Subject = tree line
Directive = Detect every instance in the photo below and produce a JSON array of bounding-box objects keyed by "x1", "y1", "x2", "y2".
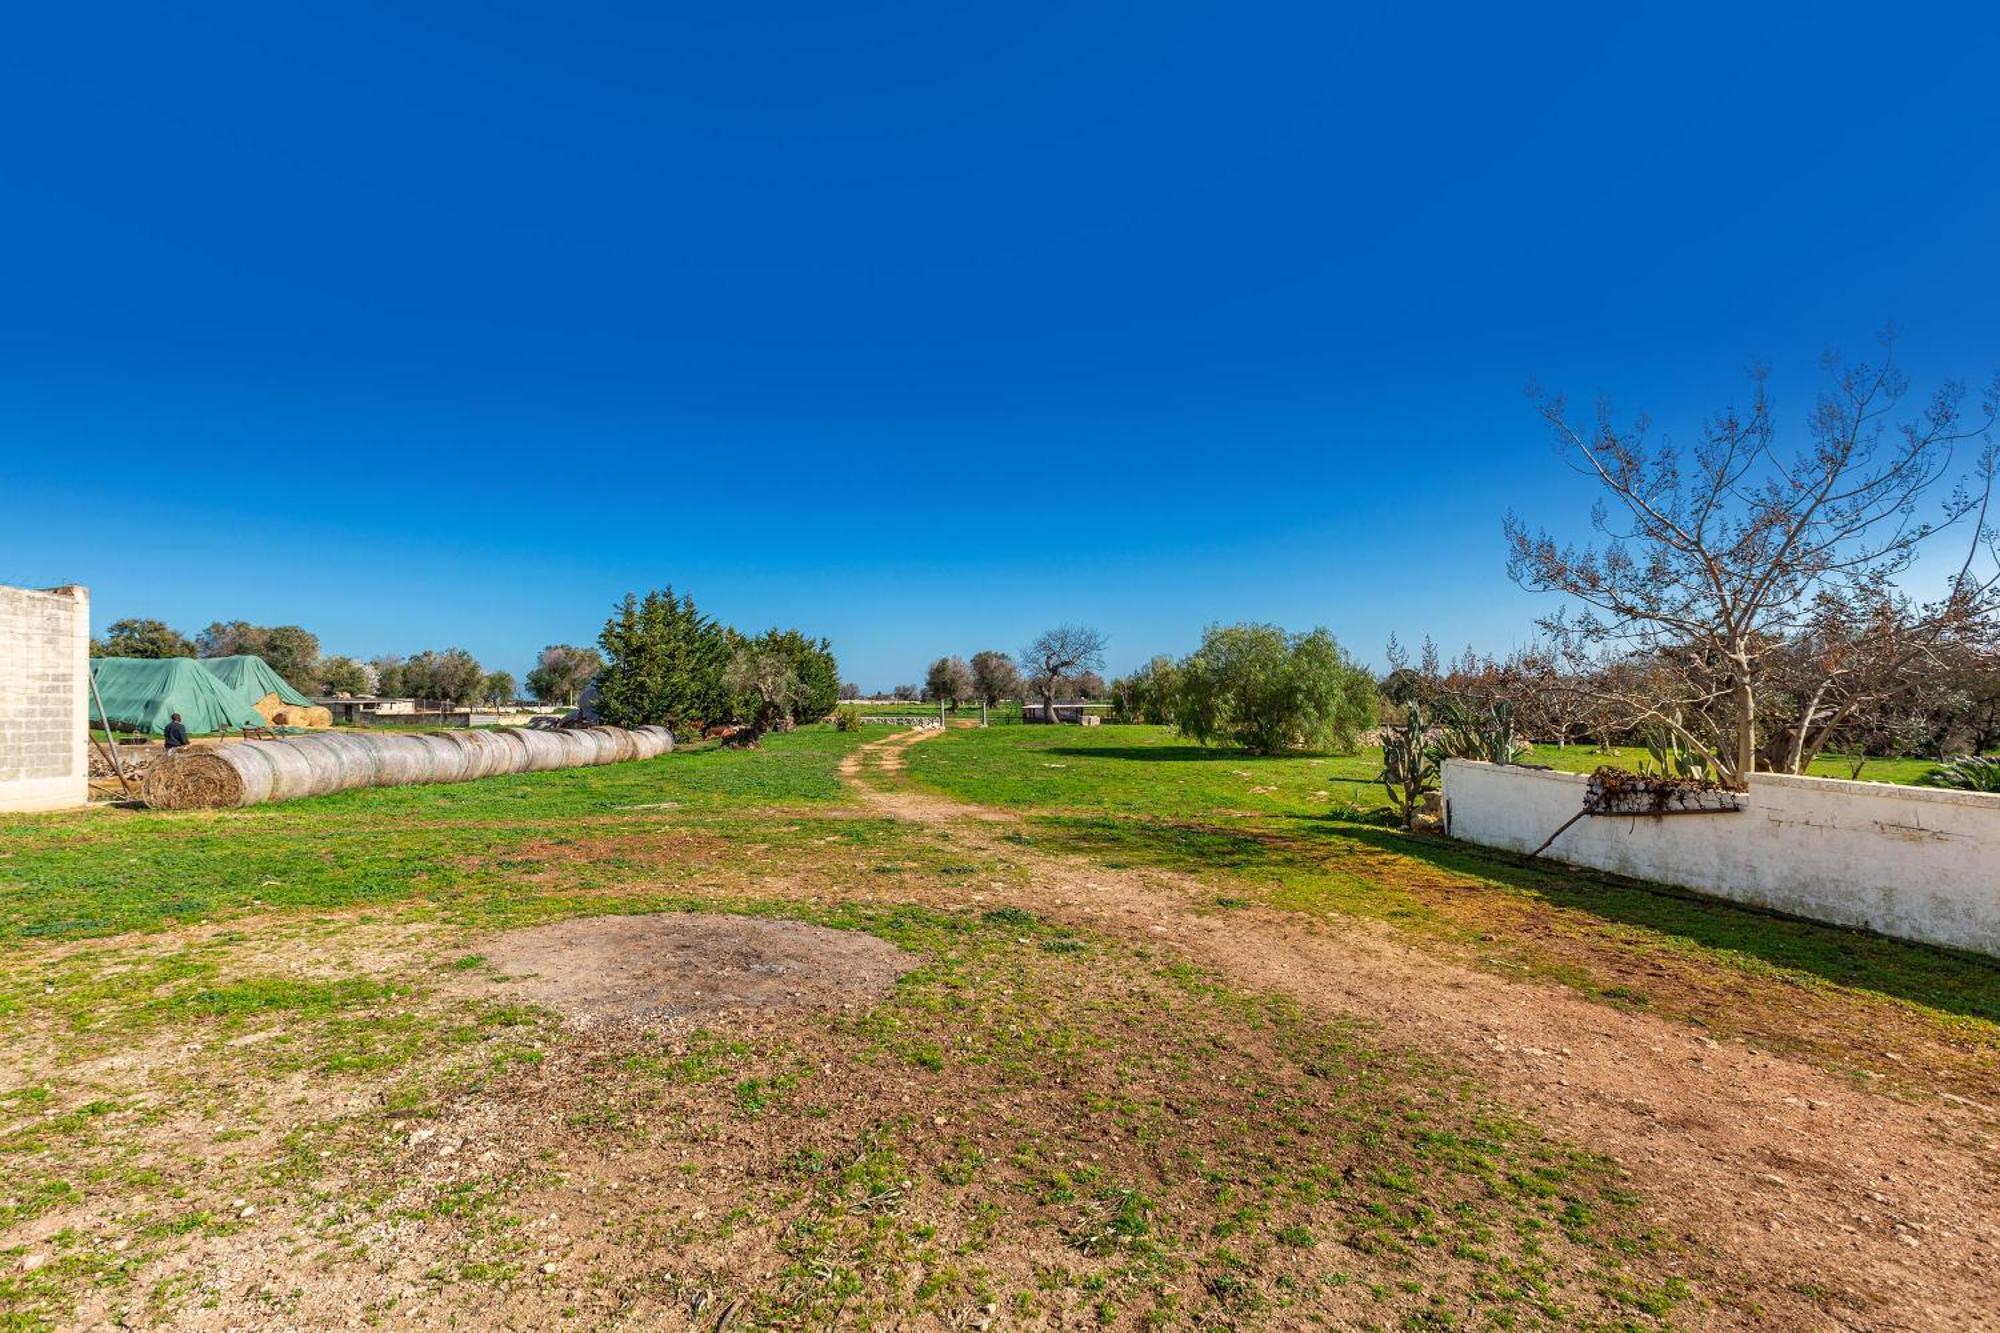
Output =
[{"x1": 89, "y1": 617, "x2": 604, "y2": 712}]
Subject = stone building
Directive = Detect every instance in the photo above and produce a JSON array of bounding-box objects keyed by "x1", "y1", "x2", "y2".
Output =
[{"x1": 0, "y1": 584, "x2": 89, "y2": 812}]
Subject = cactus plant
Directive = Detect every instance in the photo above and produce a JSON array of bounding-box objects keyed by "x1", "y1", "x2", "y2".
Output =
[{"x1": 1380, "y1": 701, "x2": 1443, "y2": 827}]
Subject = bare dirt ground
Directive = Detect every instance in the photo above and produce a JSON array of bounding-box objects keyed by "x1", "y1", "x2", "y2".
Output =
[
  {"x1": 462, "y1": 912, "x2": 920, "y2": 1024},
  {"x1": 840, "y1": 728, "x2": 2000, "y2": 1330}
]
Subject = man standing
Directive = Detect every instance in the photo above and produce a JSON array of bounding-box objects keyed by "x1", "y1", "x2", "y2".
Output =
[{"x1": 163, "y1": 712, "x2": 189, "y2": 751}]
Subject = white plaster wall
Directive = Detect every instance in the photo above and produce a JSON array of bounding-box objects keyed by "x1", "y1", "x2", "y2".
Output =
[
  {"x1": 1441, "y1": 759, "x2": 2000, "y2": 958},
  {"x1": 0, "y1": 584, "x2": 90, "y2": 813}
]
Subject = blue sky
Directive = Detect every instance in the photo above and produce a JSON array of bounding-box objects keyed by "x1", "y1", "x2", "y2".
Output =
[{"x1": 3, "y1": 3, "x2": 1997, "y2": 690}]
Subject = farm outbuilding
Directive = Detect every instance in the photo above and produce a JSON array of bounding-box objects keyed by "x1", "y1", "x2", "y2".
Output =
[{"x1": 1021, "y1": 702, "x2": 1103, "y2": 724}]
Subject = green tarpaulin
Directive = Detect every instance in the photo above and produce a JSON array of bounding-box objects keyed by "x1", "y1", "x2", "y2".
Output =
[
  {"x1": 88, "y1": 658, "x2": 269, "y2": 736},
  {"x1": 197, "y1": 655, "x2": 313, "y2": 707}
]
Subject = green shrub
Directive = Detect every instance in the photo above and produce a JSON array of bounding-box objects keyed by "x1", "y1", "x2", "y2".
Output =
[
  {"x1": 1173, "y1": 624, "x2": 1377, "y2": 754},
  {"x1": 833, "y1": 707, "x2": 864, "y2": 732},
  {"x1": 1917, "y1": 755, "x2": 2000, "y2": 792}
]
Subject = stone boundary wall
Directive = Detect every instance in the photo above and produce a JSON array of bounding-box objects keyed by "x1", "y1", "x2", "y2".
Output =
[
  {"x1": 1440, "y1": 759, "x2": 2000, "y2": 958},
  {"x1": 0, "y1": 584, "x2": 89, "y2": 813}
]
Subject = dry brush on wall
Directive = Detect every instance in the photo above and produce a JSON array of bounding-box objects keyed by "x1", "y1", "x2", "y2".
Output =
[{"x1": 142, "y1": 725, "x2": 673, "y2": 809}]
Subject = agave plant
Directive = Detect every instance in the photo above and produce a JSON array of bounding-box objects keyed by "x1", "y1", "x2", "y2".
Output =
[
  {"x1": 1433, "y1": 698, "x2": 1525, "y2": 765},
  {"x1": 1637, "y1": 729, "x2": 1716, "y2": 783},
  {"x1": 1916, "y1": 755, "x2": 2000, "y2": 793}
]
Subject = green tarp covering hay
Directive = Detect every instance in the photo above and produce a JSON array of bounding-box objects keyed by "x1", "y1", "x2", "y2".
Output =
[
  {"x1": 143, "y1": 724, "x2": 674, "y2": 808},
  {"x1": 196, "y1": 655, "x2": 314, "y2": 708},
  {"x1": 88, "y1": 658, "x2": 269, "y2": 736}
]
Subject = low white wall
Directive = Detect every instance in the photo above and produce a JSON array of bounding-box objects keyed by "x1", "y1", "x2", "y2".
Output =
[
  {"x1": 0, "y1": 584, "x2": 90, "y2": 813},
  {"x1": 1441, "y1": 759, "x2": 2000, "y2": 958}
]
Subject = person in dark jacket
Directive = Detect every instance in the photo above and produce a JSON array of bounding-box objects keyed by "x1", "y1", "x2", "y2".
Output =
[{"x1": 163, "y1": 713, "x2": 189, "y2": 750}]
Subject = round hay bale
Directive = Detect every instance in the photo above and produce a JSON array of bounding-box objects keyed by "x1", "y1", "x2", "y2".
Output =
[
  {"x1": 515, "y1": 728, "x2": 567, "y2": 772},
  {"x1": 256, "y1": 740, "x2": 320, "y2": 803},
  {"x1": 317, "y1": 733, "x2": 383, "y2": 790},
  {"x1": 589, "y1": 727, "x2": 639, "y2": 764},
  {"x1": 550, "y1": 730, "x2": 593, "y2": 768},
  {"x1": 630, "y1": 725, "x2": 674, "y2": 759},
  {"x1": 489, "y1": 729, "x2": 533, "y2": 775},
  {"x1": 285, "y1": 736, "x2": 349, "y2": 796},
  {"x1": 143, "y1": 747, "x2": 254, "y2": 809},
  {"x1": 409, "y1": 734, "x2": 468, "y2": 785},
  {"x1": 431, "y1": 730, "x2": 498, "y2": 781},
  {"x1": 371, "y1": 734, "x2": 432, "y2": 786}
]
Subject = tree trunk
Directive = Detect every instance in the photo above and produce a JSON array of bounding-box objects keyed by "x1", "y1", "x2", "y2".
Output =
[
  {"x1": 1732, "y1": 679, "x2": 1757, "y2": 784},
  {"x1": 1039, "y1": 682, "x2": 1056, "y2": 724}
]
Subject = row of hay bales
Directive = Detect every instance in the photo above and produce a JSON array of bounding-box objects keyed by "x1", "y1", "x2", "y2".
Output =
[{"x1": 141, "y1": 725, "x2": 673, "y2": 810}]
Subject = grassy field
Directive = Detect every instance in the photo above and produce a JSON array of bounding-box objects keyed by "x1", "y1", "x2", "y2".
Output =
[
  {"x1": 0, "y1": 729, "x2": 1706, "y2": 1330},
  {"x1": 1, "y1": 724, "x2": 1992, "y2": 1327},
  {"x1": 903, "y1": 725, "x2": 2000, "y2": 1099}
]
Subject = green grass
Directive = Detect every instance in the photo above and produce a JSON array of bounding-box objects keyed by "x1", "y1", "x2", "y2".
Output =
[
  {"x1": 0, "y1": 726, "x2": 1706, "y2": 1329},
  {"x1": 0, "y1": 729, "x2": 870, "y2": 941},
  {"x1": 901, "y1": 724, "x2": 1953, "y2": 821},
  {"x1": 907, "y1": 724, "x2": 2000, "y2": 1098}
]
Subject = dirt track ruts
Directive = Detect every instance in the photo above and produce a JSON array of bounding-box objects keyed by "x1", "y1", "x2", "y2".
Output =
[{"x1": 841, "y1": 727, "x2": 2000, "y2": 1331}]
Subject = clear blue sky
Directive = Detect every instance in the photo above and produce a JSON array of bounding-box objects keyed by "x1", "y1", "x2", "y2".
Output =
[{"x1": 4, "y1": 3, "x2": 1997, "y2": 690}]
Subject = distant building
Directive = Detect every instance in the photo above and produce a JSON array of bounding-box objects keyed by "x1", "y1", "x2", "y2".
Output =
[
  {"x1": 314, "y1": 695, "x2": 419, "y2": 725},
  {"x1": 1021, "y1": 701, "x2": 1104, "y2": 725}
]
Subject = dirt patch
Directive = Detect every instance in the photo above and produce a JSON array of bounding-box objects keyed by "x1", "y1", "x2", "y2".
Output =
[
  {"x1": 836, "y1": 730, "x2": 2000, "y2": 1328},
  {"x1": 466, "y1": 913, "x2": 920, "y2": 1024}
]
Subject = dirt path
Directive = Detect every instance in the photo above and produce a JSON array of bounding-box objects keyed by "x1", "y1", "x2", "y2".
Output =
[{"x1": 842, "y1": 728, "x2": 2000, "y2": 1330}]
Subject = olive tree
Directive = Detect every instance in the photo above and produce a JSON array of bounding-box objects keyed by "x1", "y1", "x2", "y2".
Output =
[
  {"x1": 526, "y1": 644, "x2": 603, "y2": 705},
  {"x1": 969, "y1": 650, "x2": 1021, "y2": 707},
  {"x1": 95, "y1": 618, "x2": 195, "y2": 659},
  {"x1": 924, "y1": 656, "x2": 975, "y2": 711},
  {"x1": 1021, "y1": 625, "x2": 1107, "y2": 719}
]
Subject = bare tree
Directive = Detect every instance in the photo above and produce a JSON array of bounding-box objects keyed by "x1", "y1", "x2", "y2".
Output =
[
  {"x1": 1508, "y1": 336, "x2": 1998, "y2": 782},
  {"x1": 1021, "y1": 625, "x2": 1107, "y2": 720}
]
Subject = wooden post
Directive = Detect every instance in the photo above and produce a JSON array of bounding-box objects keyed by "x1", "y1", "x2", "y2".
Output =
[{"x1": 87, "y1": 668, "x2": 134, "y2": 798}]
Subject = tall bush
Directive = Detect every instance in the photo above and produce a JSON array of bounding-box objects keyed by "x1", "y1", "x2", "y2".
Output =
[
  {"x1": 594, "y1": 588, "x2": 729, "y2": 732},
  {"x1": 1173, "y1": 624, "x2": 1376, "y2": 754}
]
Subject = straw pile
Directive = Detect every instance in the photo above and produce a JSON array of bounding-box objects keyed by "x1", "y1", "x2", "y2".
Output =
[
  {"x1": 249, "y1": 691, "x2": 333, "y2": 729},
  {"x1": 142, "y1": 724, "x2": 673, "y2": 809}
]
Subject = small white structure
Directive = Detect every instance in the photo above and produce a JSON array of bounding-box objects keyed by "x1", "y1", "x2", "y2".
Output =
[
  {"x1": 0, "y1": 584, "x2": 90, "y2": 813},
  {"x1": 1442, "y1": 760, "x2": 2000, "y2": 959}
]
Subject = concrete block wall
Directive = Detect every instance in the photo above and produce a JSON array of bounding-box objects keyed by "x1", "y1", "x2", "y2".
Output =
[
  {"x1": 1441, "y1": 759, "x2": 2000, "y2": 958},
  {"x1": 0, "y1": 584, "x2": 90, "y2": 813}
]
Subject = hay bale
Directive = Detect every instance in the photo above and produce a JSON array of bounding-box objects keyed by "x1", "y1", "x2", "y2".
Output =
[
  {"x1": 319, "y1": 733, "x2": 385, "y2": 790},
  {"x1": 370, "y1": 734, "x2": 432, "y2": 787},
  {"x1": 488, "y1": 729, "x2": 532, "y2": 776},
  {"x1": 408, "y1": 734, "x2": 469, "y2": 785},
  {"x1": 271, "y1": 705, "x2": 333, "y2": 729},
  {"x1": 630, "y1": 725, "x2": 675, "y2": 759},
  {"x1": 285, "y1": 735, "x2": 349, "y2": 796},
  {"x1": 433, "y1": 730, "x2": 511, "y2": 782},
  {"x1": 550, "y1": 730, "x2": 593, "y2": 768},
  {"x1": 142, "y1": 723, "x2": 671, "y2": 809},
  {"x1": 587, "y1": 727, "x2": 640, "y2": 764},
  {"x1": 142, "y1": 748, "x2": 253, "y2": 808},
  {"x1": 514, "y1": 728, "x2": 569, "y2": 773}
]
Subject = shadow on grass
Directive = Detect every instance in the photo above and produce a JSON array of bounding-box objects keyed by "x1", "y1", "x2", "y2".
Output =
[
  {"x1": 1042, "y1": 745, "x2": 1349, "y2": 764},
  {"x1": 1033, "y1": 811, "x2": 2000, "y2": 1027}
]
